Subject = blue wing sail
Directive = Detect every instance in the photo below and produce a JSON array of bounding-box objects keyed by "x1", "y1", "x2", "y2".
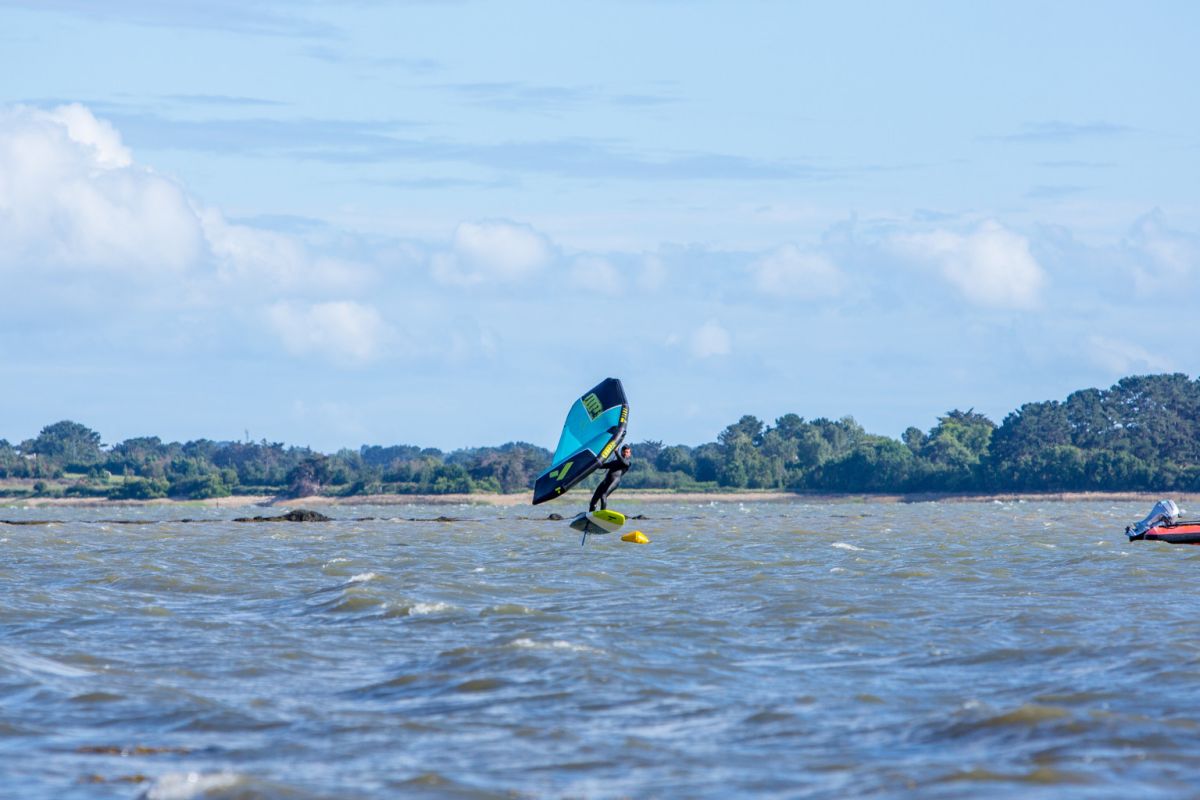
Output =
[{"x1": 532, "y1": 378, "x2": 629, "y2": 505}]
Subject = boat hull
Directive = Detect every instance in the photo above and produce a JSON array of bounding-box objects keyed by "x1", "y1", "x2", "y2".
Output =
[{"x1": 1134, "y1": 523, "x2": 1200, "y2": 545}]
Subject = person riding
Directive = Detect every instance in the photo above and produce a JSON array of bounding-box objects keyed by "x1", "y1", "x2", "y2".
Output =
[{"x1": 590, "y1": 444, "x2": 632, "y2": 512}]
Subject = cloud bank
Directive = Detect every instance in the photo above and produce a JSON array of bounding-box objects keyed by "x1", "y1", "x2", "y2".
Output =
[
  {"x1": 0, "y1": 103, "x2": 382, "y2": 364},
  {"x1": 431, "y1": 220, "x2": 552, "y2": 287}
]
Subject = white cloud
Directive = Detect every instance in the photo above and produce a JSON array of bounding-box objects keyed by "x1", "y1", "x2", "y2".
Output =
[
  {"x1": 431, "y1": 220, "x2": 552, "y2": 286},
  {"x1": 1123, "y1": 210, "x2": 1200, "y2": 294},
  {"x1": 0, "y1": 102, "x2": 374, "y2": 299},
  {"x1": 1085, "y1": 335, "x2": 1174, "y2": 374},
  {"x1": 570, "y1": 256, "x2": 621, "y2": 295},
  {"x1": 691, "y1": 320, "x2": 731, "y2": 358},
  {"x1": 265, "y1": 301, "x2": 392, "y2": 365},
  {"x1": 201, "y1": 208, "x2": 367, "y2": 292},
  {"x1": 46, "y1": 103, "x2": 132, "y2": 168},
  {"x1": 0, "y1": 103, "x2": 202, "y2": 275},
  {"x1": 893, "y1": 221, "x2": 1046, "y2": 309},
  {"x1": 750, "y1": 244, "x2": 843, "y2": 298},
  {"x1": 0, "y1": 101, "x2": 382, "y2": 365}
]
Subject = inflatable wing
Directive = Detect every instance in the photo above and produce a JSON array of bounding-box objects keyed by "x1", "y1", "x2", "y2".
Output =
[{"x1": 532, "y1": 377, "x2": 628, "y2": 505}]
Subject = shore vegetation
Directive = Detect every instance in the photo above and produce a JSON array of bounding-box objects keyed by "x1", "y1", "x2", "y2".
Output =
[{"x1": 3, "y1": 374, "x2": 1199, "y2": 501}]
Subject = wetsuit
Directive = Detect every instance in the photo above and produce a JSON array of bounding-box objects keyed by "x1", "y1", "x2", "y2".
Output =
[{"x1": 590, "y1": 451, "x2": 631, "y2": 511}]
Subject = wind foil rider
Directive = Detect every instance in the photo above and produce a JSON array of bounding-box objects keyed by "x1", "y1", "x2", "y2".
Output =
[{"x1": 589, "y1": 444, "x2": 632, "y2": 512}]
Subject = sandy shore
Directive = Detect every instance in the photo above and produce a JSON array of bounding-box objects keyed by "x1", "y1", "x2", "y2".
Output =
[{"x1": 6, "y1": 490, "x2": 1198, "y2": 509}]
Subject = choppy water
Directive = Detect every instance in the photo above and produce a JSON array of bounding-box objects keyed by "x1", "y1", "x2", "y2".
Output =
[{"x1": 1, "y1": 499, "x2": 1198, "y2": 799}]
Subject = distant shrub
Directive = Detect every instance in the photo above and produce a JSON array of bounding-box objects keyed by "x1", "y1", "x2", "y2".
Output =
[{"x1": 108, "y1": 478, "x2": 169, "y2": 500}]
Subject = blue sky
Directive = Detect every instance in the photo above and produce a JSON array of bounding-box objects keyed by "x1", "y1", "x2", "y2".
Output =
[{"x1": 1, "y1": 0, "x2": 1198, "y2": 452}]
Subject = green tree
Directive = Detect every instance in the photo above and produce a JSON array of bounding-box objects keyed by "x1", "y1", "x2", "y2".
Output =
[
  {"x1": 631, "y1": 440, "x2": 663, "y2": 463},
  {"x1": 428, "y1": 463, "x2": 473, "y2": 493},
  {"x1": 717, "y1": 416, "x2": 774, "y2": 487},
  {"x1": 287, "y1": 455, "x2": 332, "y2": 497},
  {"x1": 902, "y1": 426, "x2": 927, "y2": 455},
  {"x1": 1084, "y1": 449, "x2": 1153, "y2": 490},
  {"x1": 916, "y1": 409, "x2": 995, "y2": 491},
  {"x1": 27, "y1": 420, "x2": 104, "y2": 466},
  {"x1": 169, "y1": 472, "x2": 233, "y2": 499},
  {"x1": 655, "y1": 445, "x2": 695, "y2": 475},
  {"x1": 983, "y1": 401, "x2": 1070, "y2": 488},
  {"x1": 814, "y1": 437, "x2": 915, "y2": 492}
]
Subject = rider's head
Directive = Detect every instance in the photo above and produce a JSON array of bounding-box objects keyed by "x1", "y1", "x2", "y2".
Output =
[{"x1": 621, "y1": 445, "x2": 632, "y2": 457}]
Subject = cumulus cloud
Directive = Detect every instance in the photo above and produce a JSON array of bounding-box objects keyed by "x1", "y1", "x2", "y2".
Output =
[
  {"x1": 0, "y1": 103, "x2": 202, "y2": 275},
  {"x1": 265, "y1": 301, "x2": 392, "y2": 365},
  {"x1": 750, "y1": 244, "x2": 843, "y2": 298},
  {"x1": 431, "y1": 220, "x2": 552, "y2": 286},
  {"x1": 691, "y1": 320, "x2": 731, "y2": 358},
  {"x1": 893, "y1": 221, "x2": 1046, "y2": 309},
  {"x1": 0, "y1": 102, "x2": 377, "y2": 360},
  {"x1": 42, "y1": 102, "x2": 132, "y2": 167}
]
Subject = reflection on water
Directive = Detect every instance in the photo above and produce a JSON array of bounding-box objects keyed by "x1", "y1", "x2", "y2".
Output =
[{"x1": 1, "y1": 500, "x2": 1197, "y2": 798}]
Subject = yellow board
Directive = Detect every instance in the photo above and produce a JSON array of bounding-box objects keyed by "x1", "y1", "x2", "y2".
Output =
[{"x1": 569, "y1": 509, "x2": 625, "y2": 534}]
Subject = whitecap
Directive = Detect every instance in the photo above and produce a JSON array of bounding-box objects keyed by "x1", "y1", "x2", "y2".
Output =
[
  {"x1": 349, "y1": 572, "x2": 379, "y2": 584},
  {"x1": 408, "y1": 602, "x2": 453, "y2": 615},
  {"x1": 0, "y1": 646, "x2": 91, "y2": 678},
  {"x1": 140, "y1": 771, "x2": 242, "y2": 800},
  {"x1": 831, "y1": 542, "x2": 864, "y2": 551}
]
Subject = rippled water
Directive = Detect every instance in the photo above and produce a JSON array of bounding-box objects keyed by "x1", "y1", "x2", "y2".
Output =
[{"x1": 2, "y1": 499, "x2": 1198, "y2": 799}]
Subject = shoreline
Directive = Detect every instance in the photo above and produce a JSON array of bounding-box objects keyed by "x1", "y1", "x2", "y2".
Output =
[{"x1": 4, "y1": 490, "x2": 1196, "y2": 509}]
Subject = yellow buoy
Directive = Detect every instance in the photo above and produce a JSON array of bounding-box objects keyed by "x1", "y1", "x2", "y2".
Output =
[{"x1": 621, "y1": 530, "x2": 649, "y2": 544}]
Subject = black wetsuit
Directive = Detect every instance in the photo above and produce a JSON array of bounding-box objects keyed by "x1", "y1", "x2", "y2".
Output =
[{"x1": 589, "y1": 452, "x2": 631, "y2": 511}]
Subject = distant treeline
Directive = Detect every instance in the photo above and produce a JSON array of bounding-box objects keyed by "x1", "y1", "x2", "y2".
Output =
[{"x1": 3, "y1": 373, "x2": 1200, "y2": 500}]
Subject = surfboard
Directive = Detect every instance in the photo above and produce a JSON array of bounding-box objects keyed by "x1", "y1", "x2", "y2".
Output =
[{"x1": 569, "y1": 509, "x2": 625, "y2": 534}]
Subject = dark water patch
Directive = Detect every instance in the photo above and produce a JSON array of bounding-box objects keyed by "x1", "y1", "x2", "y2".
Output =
[
  {"x1": 70, "y1": 691, "x2": 126, "y2": 704},
  {"x1": 299, "y1": 580, "x2": 389, "y2": 619},
  {"x1": 77, "y1": 744, "x2": 192, "y2": 755},
  {"x1": 387, "y1": 771, "x2": 514, "y2": 799},
  {"x1": 452, "y1": 678, "x2": 509, "y2": 693},
  {"x1": 933, "y1": 765, "x2": 1096, "y2": 786},
  {"x1": 305, "y1": 593, "x2": 387, "y2": 617}
]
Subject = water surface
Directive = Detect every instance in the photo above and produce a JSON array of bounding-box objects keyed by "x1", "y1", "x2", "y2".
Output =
[{"x1": 1, "y1": 499, "x2": 1196, "y2": 798}]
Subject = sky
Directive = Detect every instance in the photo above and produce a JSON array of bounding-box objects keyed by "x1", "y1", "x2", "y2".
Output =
[{"x1": 1, "y1": 0, "x2": 1198, "y2": 453}]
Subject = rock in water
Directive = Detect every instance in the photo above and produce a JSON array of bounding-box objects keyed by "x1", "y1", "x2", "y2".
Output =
[{"x1": 234, "y1": 509, "x2": 333, "y2": 523}]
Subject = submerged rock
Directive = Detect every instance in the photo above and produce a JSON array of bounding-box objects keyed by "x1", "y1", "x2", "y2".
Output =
[{"x1": 233, "y1": 509, "x2": 333, "y2": 523}]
